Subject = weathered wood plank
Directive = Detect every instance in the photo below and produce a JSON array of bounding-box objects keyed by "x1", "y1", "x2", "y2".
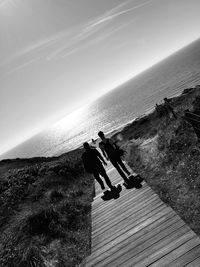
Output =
[
  {"x1": 169, "y1": 244, "x2": 200, "y2": 267},
  {"x1": 185, "y1": 256, "x2": 200, "y2": 266},
  {"x1": 94, "y1": 224, "x2": 189, "y2": 267},
  {"x1": 121, "y1": 228, "x2": 194, "y2": 267},
  {"x1": 149, "y1": 237, "x2": 200, "y2": 266},
  {"x1": 92, "y1": 205, "x2": 171, "y2": 251},
  {"x1": 92, "y1": 193, "x2": 159, "y2": 229},
  {"x1": 87, "y1": 212, "x2": 180, "y2": 266},
  {"x1": 92, "y1": 199, "x2": 162, "y2": 236}
]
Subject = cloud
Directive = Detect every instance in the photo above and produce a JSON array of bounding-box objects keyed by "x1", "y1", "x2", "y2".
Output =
[
  {"x1": 60, "y1": 18, "x2": 138, "y2": 58},
  {"x1": 1, "y1": 0, "x2": 153, "y2": 74},
  {"x1": 47, "y1": 0, "x2": 153, "y2": 60},
  {"x1": 6, "y1": 57, "x2": 40, "y2": 75}
]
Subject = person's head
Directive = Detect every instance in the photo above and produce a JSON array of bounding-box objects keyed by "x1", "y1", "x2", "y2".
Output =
[
  {"x1": 83, "y1": 142, "x2": 90, "y2": 150},
  {"x1": 98, "y1": 131, "x2": 105, "y2": 140},
  {"x1": 164, "y1": 97, "x2": 168, "y2": 102}
]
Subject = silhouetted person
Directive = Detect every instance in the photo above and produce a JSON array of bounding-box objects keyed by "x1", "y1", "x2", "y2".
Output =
[
  {"x1": 98, "y1": 131, "x2": 131, "y2": 184},
  {"x1": 82, "y1": 142, "x2": 115, "y2": 191},
  {"x1": 164, "y1": 97, "x2": 177, "y2": 118},
  {"x1": 155, "y1": 103, "x2": 160, "y2": 111}
]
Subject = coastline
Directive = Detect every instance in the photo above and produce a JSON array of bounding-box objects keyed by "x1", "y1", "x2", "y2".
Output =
[{"x1": 1, "y1": 85, "x2": 199, "y2": 171}]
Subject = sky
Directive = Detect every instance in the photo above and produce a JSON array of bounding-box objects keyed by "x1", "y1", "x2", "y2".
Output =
[{"x1": 1, "y1": 0, "x2": 200, "y2": 156}]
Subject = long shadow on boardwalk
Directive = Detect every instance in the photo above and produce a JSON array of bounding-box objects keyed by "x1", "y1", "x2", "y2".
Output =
[{"x1": 85, "y1": 163, "x2": 200, "y2": 267}]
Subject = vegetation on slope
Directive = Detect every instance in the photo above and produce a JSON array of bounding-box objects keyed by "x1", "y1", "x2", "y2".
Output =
[
  {"x1": 0, "y1": 149, "x2": 94, "y2": 267},
  {"x1": 116, "y1": 85, "x2": 200, "y2": 236}
]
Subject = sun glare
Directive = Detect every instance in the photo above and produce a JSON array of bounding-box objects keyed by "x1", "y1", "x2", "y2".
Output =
[{"x1": 53, "y1": 105, "x2": 88, "y2": 132}]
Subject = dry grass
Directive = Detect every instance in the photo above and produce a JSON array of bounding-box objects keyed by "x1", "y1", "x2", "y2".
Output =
[
  {"x1": 0, "y1": 149, "x2": 94, "y2": 267},
  {"x1": 120, "y1": 86, "x2": 200, "y2": 236}
]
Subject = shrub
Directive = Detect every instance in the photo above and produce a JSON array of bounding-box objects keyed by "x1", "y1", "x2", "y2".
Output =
[{"x1": 25, "y1": 207, "x2": 60, "y2": 236}]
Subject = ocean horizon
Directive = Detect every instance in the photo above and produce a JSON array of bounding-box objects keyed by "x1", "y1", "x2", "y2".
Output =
[{"x1": 1, "y1": 38, "x2": 200, "y2": 160}]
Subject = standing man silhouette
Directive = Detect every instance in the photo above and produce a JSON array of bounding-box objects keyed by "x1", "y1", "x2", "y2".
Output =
[
  {"x1": 82, "y1": 142, "x2": 115, "y2": 192},
  {"x1": 98, "y1": 131, "x2": 131, "y2": 185}
]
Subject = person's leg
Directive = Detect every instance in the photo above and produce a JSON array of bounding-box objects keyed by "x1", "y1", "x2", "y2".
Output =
[
  {"x1": 117, "y1": 158, "x2": 131, "y2": 175},
  {"x1": 99, "y1": 167, "x2": 114, "y2": 189},
  {"x1": 110, "y1": 159, "x2": 129, "y2": 183},
  {"x1": 93, "y1": 171, "x2": 105, "y2": 190}
]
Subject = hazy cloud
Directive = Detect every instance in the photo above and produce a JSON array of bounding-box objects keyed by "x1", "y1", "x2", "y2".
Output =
[{"x1": 1, "y1": 0, "x2": 153, "y2": 74}]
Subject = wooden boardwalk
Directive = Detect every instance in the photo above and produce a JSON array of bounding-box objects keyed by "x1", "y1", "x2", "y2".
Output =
[{"x1": 85, "y1": 163, "x2": 200, "y2": 267}]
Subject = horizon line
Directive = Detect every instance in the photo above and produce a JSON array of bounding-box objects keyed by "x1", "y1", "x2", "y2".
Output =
[{"x1": 1, "y1": 36, "x2": 200, "y2": 159}]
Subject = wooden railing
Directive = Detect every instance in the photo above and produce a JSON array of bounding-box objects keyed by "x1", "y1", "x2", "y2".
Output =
[{"x1": 183, "y1": 110, "x2": 200, "y2": 139}]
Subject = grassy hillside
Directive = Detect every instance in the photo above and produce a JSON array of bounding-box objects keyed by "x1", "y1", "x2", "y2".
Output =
[
  {"x1": 0, "y1": 149, "x2": 94, "y2": 267},
  {"x1": 114, "y1": 85, "x2": 200, "y2": 236}
]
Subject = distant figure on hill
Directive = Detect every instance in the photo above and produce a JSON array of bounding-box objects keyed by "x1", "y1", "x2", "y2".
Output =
[
  {"x1": 98, "y1": 131, "x2": 131, "y2": 185},
  {"x1": 164, "y1": 97, "x2": 177, "y2": 119},
  {"x1": 155, "y1": 103, "x2": 159, "y2": 110},
  {"x1": 82, "y1": 142, "x2": 115, "y2": 191}
]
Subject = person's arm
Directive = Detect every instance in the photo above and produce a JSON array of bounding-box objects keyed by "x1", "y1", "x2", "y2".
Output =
[
  {"x1": 96, "y1": 149, "x2": 107, "y2": 165},
  {"x1": 81, "y1": 155, "x2": 87, "y2": 170},
  {"x1": 99, "y1": 143, "x2": 109, "y2": 161}
]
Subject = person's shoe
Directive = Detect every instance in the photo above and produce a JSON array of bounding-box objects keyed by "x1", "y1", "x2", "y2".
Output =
[
  {"x1": 103, "y1": 190, "x2": 110, "y2": 196},
  {"x1": 128, "y1": 174, "x2": 144, "y2": 183},
  {"x1": 110, "y1": 184, "x2": 122, "y2": 192},
  {"x1": 124, "y1": 182, "x2": 135, "y2": 189}
]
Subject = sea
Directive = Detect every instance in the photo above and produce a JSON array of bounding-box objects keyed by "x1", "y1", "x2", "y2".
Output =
[{"x1": 2, "y1": 38, "x2": 200, "y2": 160}]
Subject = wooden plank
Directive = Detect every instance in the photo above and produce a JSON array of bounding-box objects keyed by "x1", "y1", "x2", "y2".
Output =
[
  {"x1": 92, "y1": 205, "x2": 171, "y2": 251},
  {"x1": 92, "y1": 197, "x2": 162, "y2": 236},
  {"x1": 87, "y1": 212, "x2": 179, "y2": 266},
  {"x1": 93, "y1": 201, "x2": 167, "y2": 241},
  {"x1": 119, "y1": 228, "x2": 194, "y2": 267},
  {"x1": 91, "y1": 211, "x2": 175, "y2": 257},
  {"x1": 93, "y1": 187, "x2": 153, "y2": 219},
  {"x1": 185, "y1": 256, "x2": 200, "y2": 266},
  {"x1": 92, "y1": 193, "x2": 159, "y2": 228},
  {"x1": 89, "y1": 225, "x2": 191, "y2": 267},
  {"x1": 149, "y1": 237, "x2": 200, "y2": 266},
  {"x1": 169, "y1": 245, "x2": 200, "y2": 267},
  {"x1": 93, "y1": 197, "x2": 161, "y2": 234}
]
